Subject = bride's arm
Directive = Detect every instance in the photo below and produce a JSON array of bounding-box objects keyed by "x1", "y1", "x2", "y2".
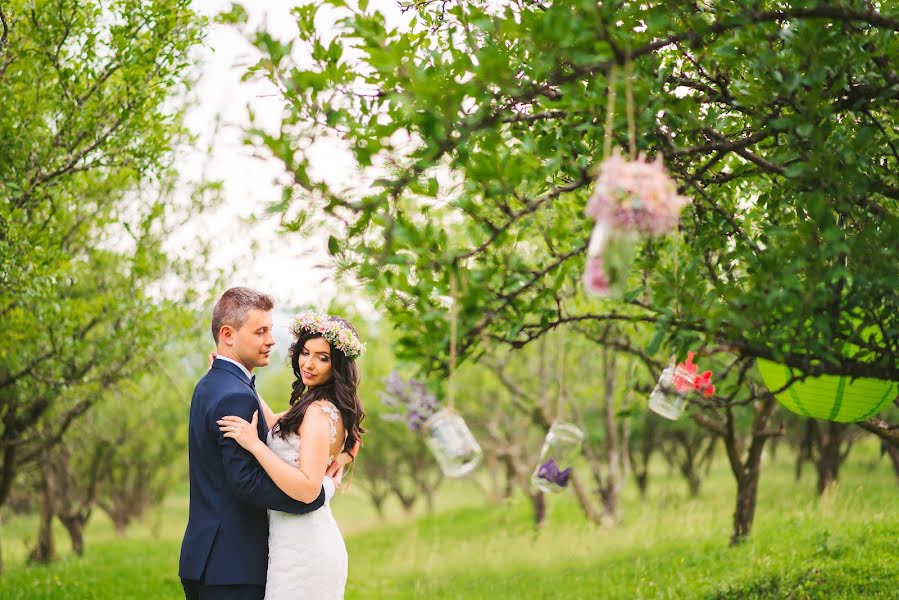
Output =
[{"x1": 218, "y1": 405, "x2": 331, "y2": 503}]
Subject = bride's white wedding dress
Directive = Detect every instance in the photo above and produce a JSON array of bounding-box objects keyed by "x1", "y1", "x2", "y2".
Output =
[{"x1": 265, "y1": 401, "x2": 347, "y2": 600}]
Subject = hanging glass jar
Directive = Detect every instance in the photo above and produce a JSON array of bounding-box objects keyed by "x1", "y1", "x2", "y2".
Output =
[
  {"x1": 583, "y1": 221, "x2": 641, "y2": 299},
  {"x1": 423, "y1": 408, "x2": 483, "y2": 478},
  {"x1": 531, "y1": 422, "x2": 584, "y2": 493},
  {"x1": 647, "y1": 360, "x2": 699, "y2": 420}
]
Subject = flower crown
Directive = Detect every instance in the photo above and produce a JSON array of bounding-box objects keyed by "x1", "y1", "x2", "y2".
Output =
[{"x1": 289, "y1": 311, "x2": 366, "y2": 359}]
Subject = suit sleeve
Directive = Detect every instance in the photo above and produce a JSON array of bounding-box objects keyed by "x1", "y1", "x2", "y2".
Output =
[{"x1": 211, "y1": 392, "x2": 326, "y2": 514}]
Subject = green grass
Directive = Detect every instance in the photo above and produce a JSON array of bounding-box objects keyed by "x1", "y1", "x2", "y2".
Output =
[{"x1": 2, "y1": 440, "x2": 898, "y2": 599}]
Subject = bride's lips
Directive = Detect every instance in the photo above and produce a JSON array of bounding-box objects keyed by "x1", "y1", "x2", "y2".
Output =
[{"x1": 302, "y1": 370, "x2": 315, "y2": 379}]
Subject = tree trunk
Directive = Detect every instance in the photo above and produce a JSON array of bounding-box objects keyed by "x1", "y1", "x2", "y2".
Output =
[
  {"x1": 0, "y1": 444, "x2": 16, "y2": 510},
  {"x1": 731, "y1": 471, "x2": 760, "y2": 546},
  {"x1": 673, "y1": 434, "x2": 701, "y2": 498},
  {"x1": 501, "y1": 456, "x2": 517, "y2": 499},
  {"x1": 393, "y1": 489, "x2": 416, "y2": 513},
  {"x1": 628, "y1": 414, "x2": 656, "y2": 498},
  {"x1": 727, "y1": 396, "x2": 776, "y2": 545},
  {"x1": 686, "y1": 469, "x2": 702, "y2": 498},
  {"x1": 484, "y1": 448, "x2": 501, "y2": 503},
  {"x1": 98, "y1": 500, "x2": 133, "y2": 536},
  {"x1": 599, "y1": 349, "x2": 622, "y2": 522},
  {"x1": 114, "y1": 517, "x2": 129, "y2": 536},
  {"x1": 569, "y1": 472, "x2": 602, "y2": 524},
  {"x1": 882, "y1": 442, "x2": 899, "y2": 483},
  {"x1": 29, "y1": 474, "x2": 56, "y2": 564},
  {"x1": 693, "y1": 392, "x2": 780, "y2": 546},
  {"x1": 632, "y1": 466, "x2": 648, "y2": 497},
  {"x1": 530, "y1": 491, "x2": 546, "y2": 526},
  {"x1": 58, "y1": 514, "x2": 86, "y2": 556},
  {"x1": 795, "y1": 419, "x2": 814, "y2": 482},
  {"x1": 813, "y1": 421, "x2": 850, "y2": 495},
  {"x1": 368, "y1": 493, "x2": 387, "y2": 518},
  {"x1": 0, "y1": 441, "x2": 18, "y2": 570}
]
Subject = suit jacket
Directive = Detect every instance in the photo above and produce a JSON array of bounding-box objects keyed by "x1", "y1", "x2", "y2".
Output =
[{"x1": 179, "y1": 358, "x2": 325, "y2": 585}]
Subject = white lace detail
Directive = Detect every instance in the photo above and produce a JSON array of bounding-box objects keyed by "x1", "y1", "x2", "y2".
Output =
[
  {"x1": 265, "y1": 430, "x2": 347, "y2": 599},
  {"x1": 316, "y1": 400, "x2": 341, "y2": 466},
  {"x1": 316, "y1": 400, "x2": 340, "y2": 443}
]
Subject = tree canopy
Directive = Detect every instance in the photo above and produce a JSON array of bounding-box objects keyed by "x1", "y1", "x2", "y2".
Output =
[{"x1": 243, "y1": 0, "x2": 898, "y2": 385}]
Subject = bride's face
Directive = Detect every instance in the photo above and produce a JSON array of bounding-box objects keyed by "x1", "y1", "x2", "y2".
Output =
[{"x1": 298, "y1": 337, "x2": 333, "y2": 387}]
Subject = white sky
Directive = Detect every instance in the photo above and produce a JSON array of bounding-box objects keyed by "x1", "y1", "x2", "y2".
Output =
[{"x1": 179, "y1": 0, "x2": 405, "y2": 317}]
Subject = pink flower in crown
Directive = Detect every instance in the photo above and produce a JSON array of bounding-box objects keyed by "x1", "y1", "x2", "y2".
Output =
[
  {"x1": 290, "y1": 310, "x2": 366, "y2": 359},
  {"x1": 585, "y1": 150, "x2": 688, "y2": 235}
]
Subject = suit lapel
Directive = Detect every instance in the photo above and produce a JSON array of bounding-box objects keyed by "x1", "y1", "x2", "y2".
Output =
[{"x1": 212, "y1": 359, "x2": 268, "y2": 438}]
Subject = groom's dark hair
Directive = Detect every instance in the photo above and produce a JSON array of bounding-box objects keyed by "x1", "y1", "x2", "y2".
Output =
[{"x1": 211, "y1": 287, "x2": 275, "y2": 344}]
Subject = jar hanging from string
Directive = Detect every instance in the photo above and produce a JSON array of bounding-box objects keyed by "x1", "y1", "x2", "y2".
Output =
[
  {"x1": 584, "y1": 58, "x2": 688, "y2": 298},
  {"x1": 423, "y1": 273, "x2": 483, "y2": 477},
  {"x1": 647, "y1": 352, "x2": 715, "y2": 420},
  {"x1": 531, "y1": 333, "x2": 584, "y2": 493}
]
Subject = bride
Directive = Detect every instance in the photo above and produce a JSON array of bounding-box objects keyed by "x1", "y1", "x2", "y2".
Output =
[{"x1": 217, "y1": 311, "x2": 366, "y2": 600}]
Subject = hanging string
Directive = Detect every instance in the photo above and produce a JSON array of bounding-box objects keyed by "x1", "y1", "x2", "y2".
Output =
[
  {"x1": 673, "y1": 224, "x2": 681, "y2": 318},
  {"x1": 625, "y1": 56, "x2": 636, "y2": 160},
  {"x1": 447, "y1": 271, "x2": 458, "y2": 412},
  {"x1": 556, "y1": 329, "x2": 566, "y2": 420},
  {"x1": 602, "y1": 64, "x2": 618, "y2": 159}
]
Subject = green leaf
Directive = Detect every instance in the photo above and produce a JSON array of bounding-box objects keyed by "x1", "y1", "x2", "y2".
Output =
[
  {"x1": 784, "y1": 163, "x2": 806, "y2": 178},
  {"x1": 795, "y1": 124, "x2": 813, "y2": 139},
  {"x1": 328, "y1": 235, "x2": 341, "y2": 255}
]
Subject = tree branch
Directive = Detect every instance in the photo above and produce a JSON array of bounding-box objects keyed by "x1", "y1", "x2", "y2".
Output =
[
  {"x1": 857, "y1": 414, "x2": 899, "y2": 449},
  {"x1": 0, "y1": 3, "x2": 9, "y2": 54},
  {"x1": 453, "y1": 173, "x2": 590, "y2": 262}
]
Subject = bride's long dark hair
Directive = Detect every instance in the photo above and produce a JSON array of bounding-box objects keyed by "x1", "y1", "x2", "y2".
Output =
[{"x1": 274, "y1": 317, "x2": 365, "y2": 455}]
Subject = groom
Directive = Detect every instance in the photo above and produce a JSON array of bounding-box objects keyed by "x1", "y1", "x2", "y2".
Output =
[{"x1": 180, "y1": 287, "x2": 344, "y2": 600}]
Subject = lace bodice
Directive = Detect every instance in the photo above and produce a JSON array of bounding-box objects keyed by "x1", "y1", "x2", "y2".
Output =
[{"x1": 267, "y1": 400, "x2": 342, "y2": 467}]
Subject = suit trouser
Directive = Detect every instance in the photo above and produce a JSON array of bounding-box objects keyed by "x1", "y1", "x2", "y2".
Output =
[{"x1": 182, "y1": 578, "x2": 264, "y2": 600}]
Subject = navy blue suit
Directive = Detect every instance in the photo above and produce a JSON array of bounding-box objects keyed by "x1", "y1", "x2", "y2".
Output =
[{"x1": 179, "y1": 359, "x2": 325, "y2": 592}]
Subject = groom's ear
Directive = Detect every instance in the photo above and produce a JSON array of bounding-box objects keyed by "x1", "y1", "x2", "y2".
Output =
[{"x1": 219, "y1": 324, "x2": 235, "y2": 346}]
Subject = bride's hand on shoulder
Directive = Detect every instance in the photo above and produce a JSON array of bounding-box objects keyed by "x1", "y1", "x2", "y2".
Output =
[
  {"x1": 327, "y1": 453, "x2": 353, "y2": 478},
  {"x1": 218, "y1": 411, "x2": 264, "y2": 453},
  {"x1": 208, "y1": 352, "x2": 216, "y2": 371},
  {"x1": 326, "y1": 439, "x2": 360, "y2": 479}
]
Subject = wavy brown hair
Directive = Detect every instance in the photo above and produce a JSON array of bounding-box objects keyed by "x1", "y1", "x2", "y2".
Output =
[{"x1": 273, "y1": 317, "x2": 365, "y2": 455}]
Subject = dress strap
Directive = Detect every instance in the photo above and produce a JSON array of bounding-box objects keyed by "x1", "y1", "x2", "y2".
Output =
[{"x1": 315, "y1": 400, "x2": 340, "y2": 444}]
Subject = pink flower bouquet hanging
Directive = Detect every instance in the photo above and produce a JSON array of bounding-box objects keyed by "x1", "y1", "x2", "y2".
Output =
[{"x1": 584, "y1": 150, "x2": 688, "y2": 297}]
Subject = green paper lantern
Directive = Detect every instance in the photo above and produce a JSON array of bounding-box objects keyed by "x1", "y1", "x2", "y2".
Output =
[{"x1": 757, "y1": 359, "x2": 897, "y2": 422}]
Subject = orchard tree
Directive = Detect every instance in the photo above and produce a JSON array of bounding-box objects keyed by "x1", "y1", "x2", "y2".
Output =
[{"x1": 0, "y1": 0, "x2": 211, "y2": 571}]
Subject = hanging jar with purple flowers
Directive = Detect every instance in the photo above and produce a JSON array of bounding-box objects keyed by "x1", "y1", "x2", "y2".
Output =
[
  {"x1": 531, "y1": 421, "x2": 584, "y2": 493},
  {"x1": 378, "y1": 370, "x2": 482, "y2": 478}
]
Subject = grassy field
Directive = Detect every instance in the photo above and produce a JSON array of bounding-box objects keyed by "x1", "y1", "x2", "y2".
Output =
[{"x1": 2, "y1": 440, "x2": 898, "y2": 599}]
